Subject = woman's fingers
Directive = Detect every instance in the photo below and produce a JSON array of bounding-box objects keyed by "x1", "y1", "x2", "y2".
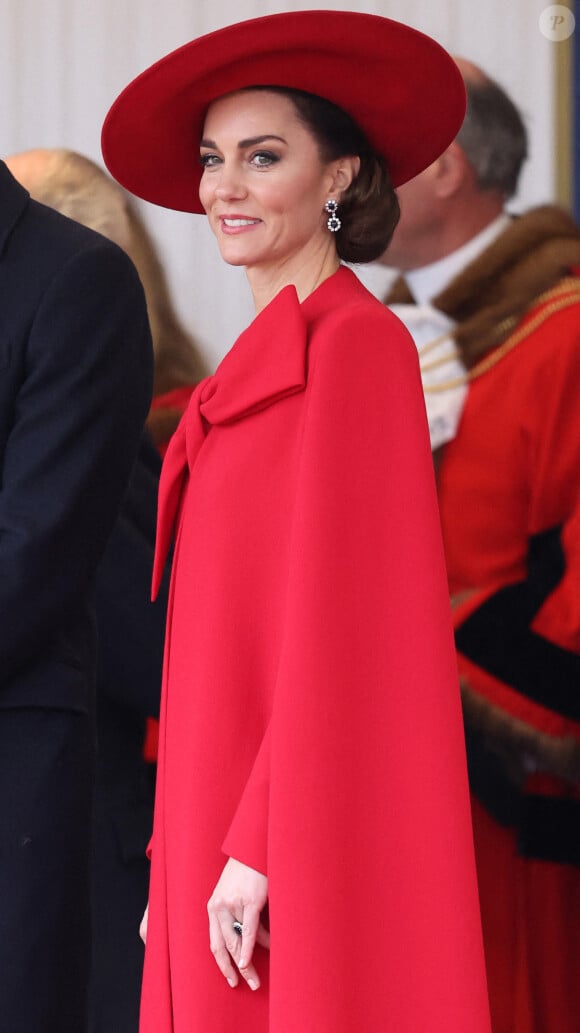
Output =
[
  {"x1": 217, "y1": 906, "x2": 261, "y2": 990},
  {"x1": 235, "y1": 904, "x2": 264, "y2": 989},
  {"x1": 208, "y1": 905, "x2": 261, "y2": 990},
  {"x1": 208, "y1": 909, "x2": 240, "y2": 988},
  {"x1": 207, "y1": 857, "x2": 269, "y2": 989},
  {"x1": 140, "y1": 904, "x2": 149, "y2": 944}
]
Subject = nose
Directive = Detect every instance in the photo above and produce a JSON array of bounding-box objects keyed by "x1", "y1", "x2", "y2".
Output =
[{"x1": 212, "y1": 162, "x2": 247, "y2": 202}]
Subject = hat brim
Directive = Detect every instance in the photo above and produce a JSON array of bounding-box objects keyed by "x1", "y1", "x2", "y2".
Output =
[{"x1": 102, "y1": 10, "x2": 465, "y2": 214}]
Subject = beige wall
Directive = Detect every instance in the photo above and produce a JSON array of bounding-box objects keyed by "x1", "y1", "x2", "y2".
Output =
[{"x1": 0, "y1": 0, "x2": 570, "y2": 366}]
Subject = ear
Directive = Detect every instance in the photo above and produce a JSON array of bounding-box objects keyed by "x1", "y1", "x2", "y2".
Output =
[
  {"x1": 432, "y1": 142, "x2": 471, "y2": 199},
  {"x1": 327, "y1": 155, "x2": 361, "y2": 198}
]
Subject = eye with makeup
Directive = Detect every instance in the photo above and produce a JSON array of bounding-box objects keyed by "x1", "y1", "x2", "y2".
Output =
[
  {"x1": 249, "y1": 150, "x2": 280, "y2": 168},
  {"x1": 199, "y1": 152, "x2": 221, "y2": 169},
  {"x1": 199, "y1": 149, "x2": 281, "y2": 170}
]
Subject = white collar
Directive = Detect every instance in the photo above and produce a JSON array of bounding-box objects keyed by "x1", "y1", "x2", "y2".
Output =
[{"x1": 405, "y1": 213, "x2": 512, "y2": 305}]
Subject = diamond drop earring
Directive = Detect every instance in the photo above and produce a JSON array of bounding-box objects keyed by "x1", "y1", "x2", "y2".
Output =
[{"x1": 325, "y1": 198, "x2": 341, "y2": 232}]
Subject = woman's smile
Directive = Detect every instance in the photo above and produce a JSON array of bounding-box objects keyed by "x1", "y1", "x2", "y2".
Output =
[{"x1": 219, "y1": 214, "x2": 262, "y2": 234}]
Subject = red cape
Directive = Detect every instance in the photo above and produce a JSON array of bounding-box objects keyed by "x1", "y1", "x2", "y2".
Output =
[{"x1": 143, "y1": 266, "x2": 491, "y2": 1032}]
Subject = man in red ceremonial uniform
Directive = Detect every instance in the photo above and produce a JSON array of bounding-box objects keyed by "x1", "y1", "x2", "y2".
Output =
[{"x1": 382, "y1": 58, "x2": 580, "y2": 1033}]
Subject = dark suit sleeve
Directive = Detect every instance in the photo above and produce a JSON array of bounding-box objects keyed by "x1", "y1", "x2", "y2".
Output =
[
  {"x1": 95, "y1": 434, "x2": 170, "y2": 718},
  {"x1": 0, "y1": 238, "x2": 153, "y2": 682}
]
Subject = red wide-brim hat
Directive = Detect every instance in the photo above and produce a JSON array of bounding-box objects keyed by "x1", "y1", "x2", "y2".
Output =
[{"x1": 102, "y1": 10, "x2": 465, "y2": 214}]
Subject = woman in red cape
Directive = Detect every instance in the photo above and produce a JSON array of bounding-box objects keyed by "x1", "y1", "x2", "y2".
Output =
[{"x1": 102, "y1": 11, "x2": 492, "y2": 1032}]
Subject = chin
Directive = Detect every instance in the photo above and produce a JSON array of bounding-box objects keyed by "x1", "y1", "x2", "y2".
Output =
[
  {"x1": 217, "y1": 242, "x2": 268, "y2": 268},
  {"x1": 219, "y1": 253, "x2": 250, "y2": 268}
]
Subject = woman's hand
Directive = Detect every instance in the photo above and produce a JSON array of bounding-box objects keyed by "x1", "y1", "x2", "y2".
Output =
[
  {"x1": 140, "y1": 903, "x2": 149, "y2": 944},
  {"x1": 207, "y1": 857, "x2": 269, "y2": 990}
]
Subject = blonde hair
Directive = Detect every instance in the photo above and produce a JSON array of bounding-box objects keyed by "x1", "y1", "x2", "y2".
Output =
[
  {"x1": 23, "y1": 148, "x2": 132, "y2": 249},
  {"x1": 123, "y1": 200, "x2": 207, "y2": 394},
  {"x1": 17, "y1": 148, "x2": 207, "y2": 396}
]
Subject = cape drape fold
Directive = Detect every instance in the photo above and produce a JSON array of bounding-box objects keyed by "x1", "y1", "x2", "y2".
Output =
[{"x1": 142, "y1": 267, "x2": 491, "y2": 1033}]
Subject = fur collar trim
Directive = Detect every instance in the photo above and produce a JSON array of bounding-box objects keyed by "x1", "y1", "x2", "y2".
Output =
[{"x1": 386, "y1": 206, "x2": 580, "y2": 366}]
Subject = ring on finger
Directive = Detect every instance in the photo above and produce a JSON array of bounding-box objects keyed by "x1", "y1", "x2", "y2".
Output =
[{"x1": 232, "y1": 919, "x2": 243, "y2": 937}]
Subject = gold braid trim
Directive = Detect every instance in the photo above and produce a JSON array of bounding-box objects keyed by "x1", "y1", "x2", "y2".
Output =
[{"x1": 424, "y1": 278, "x2": 580, "y2": 393}]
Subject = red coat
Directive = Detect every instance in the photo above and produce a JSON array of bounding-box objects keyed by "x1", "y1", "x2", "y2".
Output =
[
  {"x1": 439, "y1": 280, "x2": 580, "y2": 1033},
  {"x1": 142, "y1": 266, "x2": 491, "y2": 1033}
]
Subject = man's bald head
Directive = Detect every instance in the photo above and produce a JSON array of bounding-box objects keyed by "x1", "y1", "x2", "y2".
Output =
[
  {"x1": 453, "y1": 57, "x2": 490, "y2": 88},
  {"x1": 453, "y1": 59, "x2": 528, "y2": 199}
]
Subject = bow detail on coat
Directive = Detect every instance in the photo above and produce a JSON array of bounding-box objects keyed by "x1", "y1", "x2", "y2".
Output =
[{"x1": 152, "y1": 284, "x2": 308, "y2": 597}]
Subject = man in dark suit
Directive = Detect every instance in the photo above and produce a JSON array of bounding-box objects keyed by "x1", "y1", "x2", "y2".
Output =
[
  {"x1": 91, "y1": 431, "x2": 169, "y2": 1033},
  {"x1": 4, "y1": 148, "x2": 176, "y2": 1033},
  {"x1": 0, "y1": 158, "x2": 153, "y2": 1033}
]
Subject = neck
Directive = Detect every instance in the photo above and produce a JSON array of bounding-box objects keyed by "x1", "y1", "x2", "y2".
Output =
[
  {"x1": 389, "y1": 193, "x2": 505, "y2": 273},
  {"x1": 428, "y1": 204, "x2": 505, "y2": 266},
  {"x1": 246, "y1": 238, "x2": 340, "y2": 313}
]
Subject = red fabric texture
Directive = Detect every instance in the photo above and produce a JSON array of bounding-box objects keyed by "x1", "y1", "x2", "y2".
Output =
[
  {"x1": 471, "y1": 799, "x2": 580, "y2": 1033},
  {"x1": 142, "y1": 267, "x2": 491, "y2": 1033},
  {"x1": 439, "y1": 289, "x2": 580, "y2": 1033},
  {"x1": 143, "y1": 384, "x2": 196, "y2": 764}
]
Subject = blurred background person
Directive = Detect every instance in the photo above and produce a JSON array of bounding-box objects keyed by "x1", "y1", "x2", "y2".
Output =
[
  {"x1": 123, "y1": 194, "x2": 207, "y2": 454},
  {"x1": 5, "y1": 148, "x2": 207, "y2": 1033},
  {"x1": 381, "y1": 59, "x2": 580, "y2": 1033},
  {"x1": 0, "y1": 156, "x2": 152, "y2": 1033}
]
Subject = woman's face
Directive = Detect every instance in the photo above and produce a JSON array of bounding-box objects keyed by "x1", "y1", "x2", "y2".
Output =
[{"x1": 199, "y1": 90, "x2": 339, "y2": 273}]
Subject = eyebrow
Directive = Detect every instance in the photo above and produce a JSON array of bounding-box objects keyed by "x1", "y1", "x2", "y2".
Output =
[{"x1": 200, "y1": 134, "x2": 288, "y2": 149}]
